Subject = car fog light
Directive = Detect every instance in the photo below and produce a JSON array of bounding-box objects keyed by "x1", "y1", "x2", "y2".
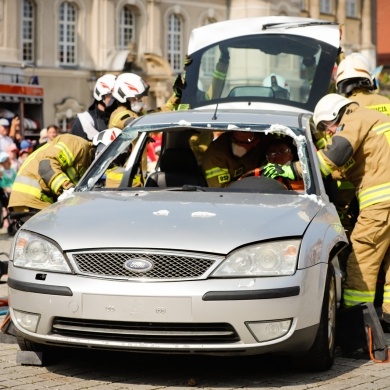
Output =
[
  {"x1": 13, "y1": 310, "x2": 40, "y2": 333},
  {"x1": 246, "y1": 319, "x2": 292, "y2": 342}
]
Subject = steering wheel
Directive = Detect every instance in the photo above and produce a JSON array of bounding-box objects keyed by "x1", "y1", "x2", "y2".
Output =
[{"x1": 239, "y1": 167, "x2": 292, "y2": 190}]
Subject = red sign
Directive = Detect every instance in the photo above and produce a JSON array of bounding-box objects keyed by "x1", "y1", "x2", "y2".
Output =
[{"x1": 0, "y1": 83, "x2": 44, "y2": 97}]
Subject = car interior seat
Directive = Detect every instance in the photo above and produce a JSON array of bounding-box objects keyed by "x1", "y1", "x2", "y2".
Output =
[{"x1": 145, "y1": 148, "x2": 208, "y2": 187}]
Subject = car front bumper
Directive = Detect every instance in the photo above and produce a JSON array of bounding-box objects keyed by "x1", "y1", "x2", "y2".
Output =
[{"x1": 8, "y1": 262, "x2": 329, "y2": 356}]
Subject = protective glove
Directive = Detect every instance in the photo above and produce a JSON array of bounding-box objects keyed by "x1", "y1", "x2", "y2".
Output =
[
  {"x1": 262, "y1": 163, "x2": 297, "y2": 180},
  {"x1": 219, "y1": 44, "x2": 230, "y2": 64},
  {"x1": 173, "y1": 73, "x2": 186, "y2": 98},
  {"x1": 57, "y1": 187, "x2": 75, "y2": 202}
]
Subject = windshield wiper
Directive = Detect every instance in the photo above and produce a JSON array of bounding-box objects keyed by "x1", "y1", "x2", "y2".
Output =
[{"x1": 262, "y1": 21, "x2": 335, "y2": 30}]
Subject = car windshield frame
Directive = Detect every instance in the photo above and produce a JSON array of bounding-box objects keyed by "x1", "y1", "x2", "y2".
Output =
[{"x1": 76, "y1": 120, "x2": 316, "y2": 195}]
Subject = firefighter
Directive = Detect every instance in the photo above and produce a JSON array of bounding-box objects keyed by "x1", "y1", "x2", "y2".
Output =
[
  {"x1": 336, "y1": 53, "x2": 390, "y2": 113},
  {"x1": 202, "y1": 131, "x2": 268, "y2": 188},
  {"x1": 70, "y1": 74, "x2": 117, "y2": 140},
  {"x1": 336, "y1": 53, "x2": 390, "y2": 306},
  {"x1": 108, "y1": 73, "x2": 150, "y2": 130},
  {"x1": 8, "y1": 134, "x2": 94, "y2": 212},
  {"x1": 262, "y1": 94, "x2": 390, "y2": 328}
]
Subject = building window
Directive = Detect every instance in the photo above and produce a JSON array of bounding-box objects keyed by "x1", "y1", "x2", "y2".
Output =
[
  {"x1": 59, "y1": 1, "x2": 77, "y2": 65},
  {"x1": 320, "y1": 0, "x2": 332, "y2": 14},
  {"x1": 167, "y1": 13, "x2": 183, "y2": 73},
  {"x1": 22, "y1": 0, "x2": 35, "y2": 62},
  {"x1": 346, "y1": 0, "x2": 358, "y2": 18},
  {"x1": 119, "y1": 6, "x2": 135, "y2": 50}
]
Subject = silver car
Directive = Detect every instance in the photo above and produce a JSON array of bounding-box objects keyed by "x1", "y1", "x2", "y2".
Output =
[{"x1": 7, "y1": 16, "x2": 348, "y2": 371}]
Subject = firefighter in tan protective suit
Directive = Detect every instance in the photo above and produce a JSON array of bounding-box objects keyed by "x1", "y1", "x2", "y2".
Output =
[
  {"x1": 261, "y1": 94, "x2": 390, "y2": 329},
  {"x1": 202, "y1": 131, "x2": 268, "y2": 188},
  {"x1": 333, "y1": 53, "x2": 390, "y2": 233},
  {"x1": 8, "y1": 134, "x2": 93, "y2": 212}
]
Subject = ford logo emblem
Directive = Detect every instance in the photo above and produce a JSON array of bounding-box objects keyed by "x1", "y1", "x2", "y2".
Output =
[{"x1": 124, "y1": 258, "x2": 154, "y2": 273}]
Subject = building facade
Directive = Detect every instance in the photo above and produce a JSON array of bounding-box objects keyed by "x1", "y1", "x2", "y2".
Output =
[{"x1": 0, "y1": 0, "x2": 375, "y2": 137}]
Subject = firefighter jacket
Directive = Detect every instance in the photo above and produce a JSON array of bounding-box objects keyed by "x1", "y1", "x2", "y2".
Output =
[
  {"x1": 108, "y1": 105, "x2": 141, "y2": 130},
  {"x1": 348, "y1": 88, "x2": 390, "y2": 116},
  {"x1": 202, "y1": 132, "x2": 268, "y2": 187},
  {"x1": 8, "y1": 134, "x2": 93, "y2": 210},
  {"x1": 316, "y1": 102, "x2": 390, "y2": 210}
]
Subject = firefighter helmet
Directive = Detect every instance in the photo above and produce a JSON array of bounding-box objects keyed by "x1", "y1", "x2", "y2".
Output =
[
  {"x1": 336, "y1": 53, "x2": 375, "y2": 94},
  {"x1": 313, "y1": 93, "x2": 353, "y2": 129},
  {"x1": 112, "y1": 73, "x2": 150, "y2": 103},
  {"x1": 93, "y1": 74, "x2": 116, "y2": 102},
  {"x1": 93, "y1": 128, "x2": 122, "y2": 157}
]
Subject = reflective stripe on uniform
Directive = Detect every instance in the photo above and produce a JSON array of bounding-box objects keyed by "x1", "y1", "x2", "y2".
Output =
[
  {"x1": 372, "y1": 122, "x2": 390, "y2": 135},
  {"x1": 55, "y1": 142, "x2": 75, "y2": 167},
  {"x1": 366, "y1": 103, "x2": 390, "y2": 116},
  {"x1": 106, "y1": 170, "x2": 123, "y2": 182},
  {"x1": 358, "y1": 182, "x2": 390, "y2": 209},
  {"x1": 65, "y1": 166, "x2": 78, "y2": 184},
  {"x1": 343, "y1": 288, "x2": 375, "y2": 307},
  {"x1": 317, "y1": 151, "x2": 333, "y2": 177},
  {"x1": 12, "y1": 176, "x2": 54, "y2": 203},
  {"x1": 205, "y1": 167, "x2": 229, "y2": 179},
  {"x1": 383, "y1": 286, "x2": 390, "y2": 304},
  {"x1": 315, "y1": 138, "x2": 327, "y2": 150},
  {"x1": 212, "y1": 69, "x2": 227, "y2": 82},
  {"x1": 371, "y1": 122, "x2": 390, "y2": 147},
  {"x1": 51, "y1": 173, "x2": 69, "y2": 194}
]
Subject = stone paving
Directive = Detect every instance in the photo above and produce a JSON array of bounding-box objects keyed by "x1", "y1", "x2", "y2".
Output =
[{"x1": 1, "y1": 230, "x2": 390, "y2": 389}]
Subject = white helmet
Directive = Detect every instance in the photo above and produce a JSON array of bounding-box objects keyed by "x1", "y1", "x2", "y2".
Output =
[
  {"x1": 112, "y1": 73, "x2": 150, "y2": 103},
  {"x1": 336, "y1": 53, "x2": 374, "y2": 94},
  {"x1": 313, "y1": 94, "x2": 353, "y2": 129},
  {"x1": 93, "y1": 74, "x2": 116, "y2": 101},
  {"x1": 263, "y1": 73, "x2": 290, "y2": 99},
  {"x1": 93, "y1": 128, "x2": 122, "y2": 157}
]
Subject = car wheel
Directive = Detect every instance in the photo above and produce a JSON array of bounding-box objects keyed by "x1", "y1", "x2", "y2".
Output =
[{"x1": 297, "y1": 263, "x2": 337, "y2": 371}]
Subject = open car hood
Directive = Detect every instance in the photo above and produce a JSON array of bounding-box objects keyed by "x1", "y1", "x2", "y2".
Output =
[
  {"x1": 23, "y1": 191, "x2": 322, "y2": 254},
  {"x1": 182, "y1": 16, "x2": 341, "y2": 113}
]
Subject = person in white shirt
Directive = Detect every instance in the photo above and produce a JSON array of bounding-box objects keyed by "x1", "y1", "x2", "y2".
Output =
[{"x1": 0, "y1": 118, "x2": 16, "y2": 153}]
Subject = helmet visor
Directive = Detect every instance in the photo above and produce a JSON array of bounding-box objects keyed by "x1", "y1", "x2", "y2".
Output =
[{"x1": 317, "y1": 117, "x2": 339, "y2": 132}]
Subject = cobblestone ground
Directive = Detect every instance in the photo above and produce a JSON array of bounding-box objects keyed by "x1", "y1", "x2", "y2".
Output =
[{"x1": 1, "y1": 231, "x2": 390, "y2": 390}]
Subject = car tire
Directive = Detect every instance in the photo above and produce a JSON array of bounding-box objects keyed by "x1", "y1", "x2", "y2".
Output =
[{"x1": 296, "y1": 263, "x2": 337, "y2": 371}]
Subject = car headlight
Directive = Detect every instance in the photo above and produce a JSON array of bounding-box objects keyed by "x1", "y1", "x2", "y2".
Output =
[
  {"x1": 212, "y1": 240, "x2": 300, "y2": 277},
  {"x1": 12, "y1": 230, "x2": 71, "y2": 273}
]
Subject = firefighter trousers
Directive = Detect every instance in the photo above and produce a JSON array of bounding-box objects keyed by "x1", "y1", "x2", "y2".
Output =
[{"x1": 343, "y1": 201, "x2": 390, "y2": 321}]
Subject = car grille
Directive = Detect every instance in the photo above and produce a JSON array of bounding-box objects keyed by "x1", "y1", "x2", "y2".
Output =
[
  {"x1": 52, "y1": 318, "x2": 240, "y2": 344},
  {"x1": 69, "y1": 250, "x2": 221, "y2": 280}
]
